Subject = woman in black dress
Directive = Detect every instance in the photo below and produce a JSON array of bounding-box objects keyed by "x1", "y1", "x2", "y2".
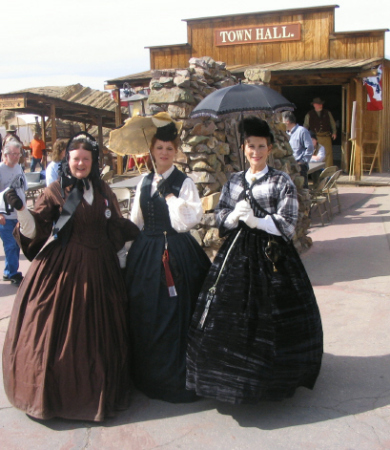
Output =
[
  {"x1": 125, "y1": 117, "x2": 210, "y2": 403},
  {"x1": 187, "y1": 117, "x2": 323, "y2": 404}
]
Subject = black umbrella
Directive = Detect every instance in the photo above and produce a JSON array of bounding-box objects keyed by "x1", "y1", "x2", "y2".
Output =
[{"x1": 190, "y1": 82, "x2": 295, "y2": 118}]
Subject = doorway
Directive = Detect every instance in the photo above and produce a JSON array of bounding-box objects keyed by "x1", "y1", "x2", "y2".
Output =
[{"x1": 281, "y1": 85, "x2": 342, "y2": 167}]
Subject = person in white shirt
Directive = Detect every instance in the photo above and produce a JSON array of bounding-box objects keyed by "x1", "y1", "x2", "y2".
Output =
[
  {"x1": 309, "y1": 130, "x2": 326, "y2": 163},
  {"x1": 124, "y1": 116, "x2": 210, "y2": 403},
  {"x1": 45, "y1": 138, "x2": 67, "y2": 185},
  {"x1": 309, "y1": 130, "x2": 327, "y2": 187},
  {"x1": 0, "y1": 141, "x2": 27, "y2": 285}
]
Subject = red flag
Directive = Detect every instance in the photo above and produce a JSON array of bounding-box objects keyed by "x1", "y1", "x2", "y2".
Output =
[{"x1": 363, "y1": 65, "x2": 383, "y2": 111}]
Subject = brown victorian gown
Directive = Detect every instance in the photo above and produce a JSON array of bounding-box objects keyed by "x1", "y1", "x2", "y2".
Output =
[{"x1": 2, "y1": 180, "x2": 139, "y2": 421}]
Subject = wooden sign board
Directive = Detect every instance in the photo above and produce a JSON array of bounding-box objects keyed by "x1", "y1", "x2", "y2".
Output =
[
  {"x1": 0, "y1": 96, "x2": 26, "y2": 109},
  {"x1": 215, "y1": 23, "x2": 301, "y2": 46}
]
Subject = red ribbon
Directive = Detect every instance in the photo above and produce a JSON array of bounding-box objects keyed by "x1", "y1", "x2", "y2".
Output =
[{"x1": 162, "y1": 249, "x2": 177, "y2": 297}]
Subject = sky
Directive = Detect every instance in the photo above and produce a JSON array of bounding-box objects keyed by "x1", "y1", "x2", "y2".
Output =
[{"x1": 1, "y1": 0, "x2": 389, "y2": 94}]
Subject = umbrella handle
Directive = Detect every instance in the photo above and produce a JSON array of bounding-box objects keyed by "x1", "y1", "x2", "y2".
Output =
[{"x1": 141, "y1": 127, "x2": 158, "y2": 173}]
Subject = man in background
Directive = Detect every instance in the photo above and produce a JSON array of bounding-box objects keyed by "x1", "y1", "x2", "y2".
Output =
[
  {"x1": 304, "y1": 97, "x2": 337, "y2": 167},
  {"x1": 0, "y1": 141, "x2": 27, "y2": 286},
  {"x1": 282, "y1": 111, "x2": 314, "y2": 189},
  {"x1": 2, "y1": 125, "x2": 26, "y2": 170},
  {"x1": 29, "y1": 133, "x2": 46, "y2": 172}
]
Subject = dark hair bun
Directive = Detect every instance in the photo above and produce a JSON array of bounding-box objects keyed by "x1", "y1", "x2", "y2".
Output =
[
  {"x1": 155, "y1": 122, "x2": 178, "y2": 142},
  {"x1": 241, "y1": 116, "x2": 274, "y2": 144}
]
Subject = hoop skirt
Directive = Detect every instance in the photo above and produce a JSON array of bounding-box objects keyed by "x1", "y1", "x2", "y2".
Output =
[
  {"x1": 125, "y1": 172, "x2": 210, "y2": 402},
  {"x1": 187, "y1": 169, "x2": 323, "y2": 404},
  {"x1": 187, "y1": 225, "x2": 323, "y2": 403},
  {"x1": 2, "y1": 181, "x2": 139, "y2": 421}
]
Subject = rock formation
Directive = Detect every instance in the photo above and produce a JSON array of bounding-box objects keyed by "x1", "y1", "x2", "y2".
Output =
[{"x1": 146, "y1": 56, "x2": 312, "y2": 256}]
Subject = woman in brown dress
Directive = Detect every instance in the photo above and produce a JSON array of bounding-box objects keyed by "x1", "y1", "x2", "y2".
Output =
[{"x1": 2, "y1": 133, "x2": 139, "y2": 421}]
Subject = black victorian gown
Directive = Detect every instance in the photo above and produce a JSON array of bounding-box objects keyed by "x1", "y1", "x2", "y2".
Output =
[
  {"x1": 125, "y1": 167, "x2": 210, "y2": 403},
  {"x1": 187, "y1": 168, "x2": 323, "y2": 404}
]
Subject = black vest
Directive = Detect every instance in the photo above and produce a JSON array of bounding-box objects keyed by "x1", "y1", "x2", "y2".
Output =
[
  {"x1": 308, "y1": 109, "x2": 332, "y2": 134},
  {"x1": 140, "y1": 167, "x2": 187, "y2": 234}
]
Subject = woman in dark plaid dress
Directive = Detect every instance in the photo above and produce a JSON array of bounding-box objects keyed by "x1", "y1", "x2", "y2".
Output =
[{"x1": 186, "y1": 117, "x2": 323, "y2": 404}]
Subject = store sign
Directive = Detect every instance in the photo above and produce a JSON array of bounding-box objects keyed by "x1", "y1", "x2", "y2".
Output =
[
  {"x1": 0, "y1": 96, "x2": 26, "y2": 109},
  {"x1": 215, "y1": 23, "x2": 301, "y2": 46}
]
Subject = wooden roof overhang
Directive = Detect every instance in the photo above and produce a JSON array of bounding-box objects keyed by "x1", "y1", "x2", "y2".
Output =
[
  {"x1": 0, "y1": 91, "x2": 117, "y2": 128},
  {"x1": 0, "y1": 91, "x2": 119, "y2": 153},
  {"x1": 228, "y1": 57, "x2": 385, "y2": 86},
  {"x1": 104, "y1": 57, "x2": 384, "y2": 92},
  {"x1": 105, "y1": 69, "x2": 153, "y2": 90}
]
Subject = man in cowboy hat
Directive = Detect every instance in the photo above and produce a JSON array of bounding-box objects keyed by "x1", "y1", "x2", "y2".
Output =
[
  {"x1": 2, "y1": 125, "x2": 26, "y2": 169},
  {"x1": 2, "y1": 125, "x2": 22, "y2": 146},
  {"x1": 304, "y1": 97, "x2": 337, "y2": 167}
]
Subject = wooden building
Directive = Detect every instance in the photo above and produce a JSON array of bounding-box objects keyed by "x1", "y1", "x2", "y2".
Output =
[
  {"x1": 0, "y1": 85, "x2": 124, "y2": 157},
  {"x1": 106, "y1": 5, "x2": 389, "y2": 178}
]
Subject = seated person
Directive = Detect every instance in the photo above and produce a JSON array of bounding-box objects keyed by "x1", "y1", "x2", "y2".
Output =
[
  {"x1": 309, "y1": 131, "x2": 326, "y2": 187},
  {"x1": 310, "y1": 131, "x2": 326, "y2": 162}
]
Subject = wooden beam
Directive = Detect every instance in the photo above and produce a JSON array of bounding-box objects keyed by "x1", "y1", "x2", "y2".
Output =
[
  {"x1": 41, "y1": 115, "x2": 47, "y2": 145},
  {"x1": 354, "y1": 78, "x2": 363, "y2": 181},
  {"x1": 50, "y1": 103, "x2": 57, "y2": 144},
  {"x1": 114, "y1": 88, "x2": 124, "y2": 174},
  {"x1": 356, "y1": 69, "x2": 378, "y2": 79},
  {"x1": 97, "y1": 116, "x2": 104, "y2": 167}
]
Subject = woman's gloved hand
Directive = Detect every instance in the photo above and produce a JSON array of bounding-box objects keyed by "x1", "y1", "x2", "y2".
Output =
[
  {"x1": 229, "y1": 200, "x2": 252, "y2": 222},
  {"x1": 4, "y1": 188, "x2": 24, "y2": 211},
  {"x1": 241, "y1": 208, "x2": 260, "y2": 229}
]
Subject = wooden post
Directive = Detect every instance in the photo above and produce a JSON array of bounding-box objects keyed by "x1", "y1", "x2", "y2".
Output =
[
  {"x1": 97, "y1": 115, "x2": 104, "y2": 167},
  {"x1": 50, "y1": 103, "x2": 57, "y2": 145},
  {"x1": 354, "y1": 78, "x2": 363, "y2": 181},
  {"x1": 41, "y1": 115, "x2": 47, "y2": 145},
  {"x1": 115, "y1": 88, "x2": 124, "y2": 174}
]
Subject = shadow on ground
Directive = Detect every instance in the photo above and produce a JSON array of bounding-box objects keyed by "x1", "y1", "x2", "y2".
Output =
[{"x1": 24, "y1": 352, "x2": 390, "y2": 432}]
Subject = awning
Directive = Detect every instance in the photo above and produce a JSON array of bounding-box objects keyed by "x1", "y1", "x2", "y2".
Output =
[
  {"x1": 104, "y1": 57, "x2": 383, "y2": 90},
  {"x1": 227, "y1": 57, "x2": 383, "y2": 76}
]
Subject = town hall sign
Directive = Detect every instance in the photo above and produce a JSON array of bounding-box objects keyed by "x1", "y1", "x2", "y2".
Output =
[{"x1": 215, "y1": 23, "x2": 301, "y2": 46}]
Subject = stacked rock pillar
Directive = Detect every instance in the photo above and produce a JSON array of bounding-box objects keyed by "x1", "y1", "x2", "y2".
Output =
[{"x1": 147, "y1": 57, "x2": 312, "y2": 257}]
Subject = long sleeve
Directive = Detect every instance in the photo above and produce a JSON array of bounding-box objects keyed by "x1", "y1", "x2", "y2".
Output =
[
  {"x1": 303, "y1": 113, "x2": 310, "y2": 130},
  {"x1": 310, "y1": 145, "x2": 326, "y2": 162},
  {"x1": 130, "y1": 174, "x2": 203, "y2": 233},
  {"x1": 16, "y1": 208, "x2": 36, "y2": 239},
  {"x1": 270, "y1": 178, "x2": 298, "y2": 240},
  {"x1": 301, "y1": 128, "x2": 314, "y2": 163},
  {"x1": 328, "y1": 111, "x2": 337, "y2": 135},
  {"x1": 215, "y1": 173, "x2": 245, "y2": 236},
  {"x1": 166, "y1": 178, "x2": 203, "y2": 232},
  {"x1": 129, "y1": 177, "x2": 145, "y2": 230},
  {"x1": 217, "y1": 171, "x2": 298, "y2": 241}
]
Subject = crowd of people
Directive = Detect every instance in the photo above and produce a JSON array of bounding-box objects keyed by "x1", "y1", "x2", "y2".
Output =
[{"x1": 1, "y1": 113, "x2": 323, "y2": 421}]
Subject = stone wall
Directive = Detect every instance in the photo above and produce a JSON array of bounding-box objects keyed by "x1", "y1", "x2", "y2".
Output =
[{"x1": 146, "y1": 56, "x2": 312, "y2": 257}]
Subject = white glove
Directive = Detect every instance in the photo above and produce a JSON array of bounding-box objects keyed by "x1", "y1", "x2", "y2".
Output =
[
  {"x1": 241, "y1": 208, "x2": 260, "y2": 229},
  {"x1": 229, "y1": 200, "x2": 252, "y2": 222}
]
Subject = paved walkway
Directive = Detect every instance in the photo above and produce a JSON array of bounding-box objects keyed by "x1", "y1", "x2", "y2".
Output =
[
  {"x1": 1, "y1": 186, "x2": 390, "y2": 449},
  {"x1": 339, "y1": 171, "x2": 390, "y2": 186}
]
